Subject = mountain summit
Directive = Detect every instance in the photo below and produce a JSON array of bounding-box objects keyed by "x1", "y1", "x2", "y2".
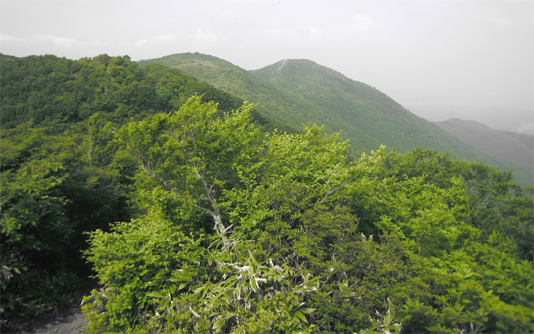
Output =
[{"x1": 252, "y1": 59, "x2": 447, "y2": 153}]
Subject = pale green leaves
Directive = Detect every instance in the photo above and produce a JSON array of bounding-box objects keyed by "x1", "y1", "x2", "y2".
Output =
[{"x1": 359, "y1": 300, "x2": 402, "y2": 334}]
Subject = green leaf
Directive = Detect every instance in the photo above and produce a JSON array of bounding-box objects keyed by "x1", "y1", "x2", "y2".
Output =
[
  {"x1": 293, "y1": 310, "x2": 307, "y2": 323},
  {"x1": 147, "y1": 291, "x2": 165, "y2": 298}
]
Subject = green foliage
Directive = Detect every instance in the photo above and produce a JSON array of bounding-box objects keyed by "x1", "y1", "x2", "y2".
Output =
[
  {"x1": 0, "y1": 117, "x2": 131, "y2": 330},
  {"x1": 188, "y1": 252, "x2": 319, "y2": 333},
  {"x1": 2, "y1": 53, "x2": 533, "y2": 333},
  {"x1": 83, "y1": 97, "x2": 384, "y2": 332},
  {"x1": 1, "y1": 53, "x2": 290, "y2": 134},
  {"x1": 139, "y1": 53, "x2": 314, "y2": 135},
  {"x1": 1, "y1": 123, "x2": 71, "y2": 253},
  {"x1": 82, "y1": 210, "x2": 209, "y2": 333},
  {"x1": 1, "y1": 258, "x2": 83, "y2": 332},
  {"x1": 360, "y1": 300, "x2": 402, "y2": 334},
  {"x1": 0, "y1": 53, "x2": 294, "y2": 330},
  {"x1": 223, "y1": 125, "x2": 356, "y2": 264},
  {"x1": 374, "y1": 151, "x2": 534, "y2": 333},
  {"x1": 0, "y1": 123, "x2": 79, "y2": 330},
  {"x1": 306, "y1": 234, "x2": 447, "y2": 333},
  {"x1": 377, "y1": 148, "x2": 534, "y2": 261},
  {"x1": 83, "y1": 97, "x2": 533, "y2": 333},
  {"x1": 399, "y1": 242, "x2": 534, "y2": 333},
  {"x1": 119, "y1": 95, "x2": 261, "y2": 243}
]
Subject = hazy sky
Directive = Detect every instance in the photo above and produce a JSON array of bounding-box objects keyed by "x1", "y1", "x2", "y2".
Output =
[{"x1": 1, "y1": 0, "x2": 533, "y2": 113}]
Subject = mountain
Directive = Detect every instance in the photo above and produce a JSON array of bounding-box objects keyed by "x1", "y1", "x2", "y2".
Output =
[
  {"x1": 139, "y1": 54, "x2": 454, "y2": 153},
  {"x1": 138, "y1": 53, "x2": 533, "y2": 186},
  {"x1": 0, "y1": 53, "x2": 291, "y2": 134},
  {"x1": 435, "y1": 119, "x2": 534, "y2": 167},
  {"x1": 252, "y1": 59, "x2": 463, "y2": 153},
  {"x1": 406, "y1": 105, "x2": 534, "y2": 133},
  {"x1": 139, "y1": 53, "x2": 327, "y2": 134}
]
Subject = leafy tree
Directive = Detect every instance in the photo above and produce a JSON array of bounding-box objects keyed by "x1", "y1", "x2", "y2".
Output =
[
  {"x1": 120, "y1": 95, "x2": 261, "y2": 243},
  {"x1": 0, "y1": 119, "x2": 132, "y2": 330},
  {"x1": 83, "y1": 97, "x2": 351, "y2": 332},
  {"x1": 377, "y1": 148, "x2": 534, "y2": 261},
  {"x1": 1, "y1": 123, "x2": 78, "y2": 329},
  {"x1": 81, "y1": 97, "x2": 471, "y2": 333},
  {"x1": 1, "y1": 123, "x2": 73, "y2": 267},
  {"x1": 3, "y1": 53, "x2": 532, "y2": 333}
]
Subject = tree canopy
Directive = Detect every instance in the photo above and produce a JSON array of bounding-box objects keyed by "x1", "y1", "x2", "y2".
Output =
[
  {"x1": 81, "y1": 96, "x2": 534, "y2": 333},
  {"x1": 1, "y1": 54, "x2": 532, "y2": 333}
]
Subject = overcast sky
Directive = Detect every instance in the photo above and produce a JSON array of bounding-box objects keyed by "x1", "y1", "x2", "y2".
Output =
[{"x1": 1, "y1": 0, "x2": 533, "y2": 115}]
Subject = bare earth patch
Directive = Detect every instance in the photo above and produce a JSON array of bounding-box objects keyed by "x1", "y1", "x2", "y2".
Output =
[
  {"x1": 20, "y1": 303, "x2": 88, "y2": 334},
  {"x1": 16, "y1": 278, "x2": 99, "y2": 334}
]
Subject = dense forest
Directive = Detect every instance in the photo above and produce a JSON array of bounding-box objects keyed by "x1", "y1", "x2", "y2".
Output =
[
  {"x1": 1, "y1": 54, "x2": 533, "y2": 333},
  {"x1": 0, "y1": 53, "x2": 287, "y2": 331}
]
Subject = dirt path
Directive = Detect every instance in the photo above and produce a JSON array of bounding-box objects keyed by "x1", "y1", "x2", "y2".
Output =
[
  {"x1": 20, "y1": 303, "x2": 88, "y2": 334},
  {"x1": 17, "y1": 278, "x2": 99, "y2": 334}
]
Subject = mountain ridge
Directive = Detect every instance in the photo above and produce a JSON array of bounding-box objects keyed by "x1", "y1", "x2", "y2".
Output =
[
  {"x1": 138, "y1": 53, "x2": 533, "y2": 185},
  {"x1": 435, "y1": 118, "x2": 534, "y2": 167},
  {"x1": 139, "y1": 53, "x2": 331, "y2": 132}
]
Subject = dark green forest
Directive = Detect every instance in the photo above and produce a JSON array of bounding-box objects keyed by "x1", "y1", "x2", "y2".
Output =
[{"x1": 1, "y1": 54, "x2": 533, "y2": 333}]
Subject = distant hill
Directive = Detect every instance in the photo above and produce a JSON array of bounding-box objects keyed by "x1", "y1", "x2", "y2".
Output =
[
  {"x1": 435, "y1": 119, "x2": 534, "y2": 167},
  {"x1": 139, "y1": 55, "x2": 464, "y2": 154},
  {"x1": 139, "y1": 53, "x2": 325, "y2": 135},
  {"x1": 139, "y1": 53, "x2": 533, "y2": 186},
  {"x1": 406, "y1": 105, "x2": 534, "y2": 133},
  {"x1": 0, "y1": 53, "x2": 290, "y2": 134}
]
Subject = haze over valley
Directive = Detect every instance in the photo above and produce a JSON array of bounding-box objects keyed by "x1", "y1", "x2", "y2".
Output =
[{"x1": 407, "y1": 104, "x2": 534, "y2": 134}]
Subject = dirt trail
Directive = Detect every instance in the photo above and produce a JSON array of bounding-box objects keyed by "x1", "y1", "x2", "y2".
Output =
[
  {"x1": 20, "y1": 303, "x2": 88, "y2": 334},
  {"x1": 17, "y1": 278, "x2": 99, "y2": 334}
]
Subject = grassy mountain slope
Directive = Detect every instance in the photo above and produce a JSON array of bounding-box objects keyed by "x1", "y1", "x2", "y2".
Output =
[
  {"x1": 435, "y1": 118, "x2": 534, "y2": 166},
  {"x1": 138, "y1": 53, "x2": 316, "y2": 135},
  {"x1": 139, "y1": 54, "x2": 532, "y2": 185},
  {"x1": 253, "y1": 59, "x2": 465, "y2": 153},
  {"x1": 252, "y1": 59, "x2": 533, "y2": 186},
  {"x1": 138, "y1": 54, "x2": 428, "y2": 154}
]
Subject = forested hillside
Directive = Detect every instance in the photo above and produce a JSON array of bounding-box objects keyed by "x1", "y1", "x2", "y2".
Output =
[
  {"x1": 1, "y1": 54, "x2": 533, "y2": 333},
  {"x1": 0, "y1": 54, "x2": 289, "y2": 133},
  {"x1": 139, "y1": 53, "x2": 533, "y2": 186},
  {"x1": 0, "y1": 53, "x2": 289, "y2": 331},
  {"x1": 79, "y1": 96, "x2": 533, "y2": 334}
]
